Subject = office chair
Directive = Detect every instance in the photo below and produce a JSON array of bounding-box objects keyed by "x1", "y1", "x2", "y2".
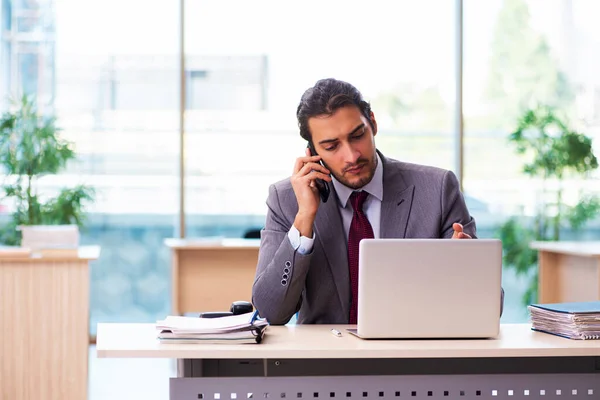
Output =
[{"x1": 243, "y1": 228, "x2": 261, "y2": 239}]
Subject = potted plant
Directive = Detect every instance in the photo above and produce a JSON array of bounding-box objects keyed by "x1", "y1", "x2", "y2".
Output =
[
  {"x1": 0, "y1": 95, "x2": 95, "y2": 246},
  {"x1": 497, "y1": 106, "x2": 600, "y2": 305}
]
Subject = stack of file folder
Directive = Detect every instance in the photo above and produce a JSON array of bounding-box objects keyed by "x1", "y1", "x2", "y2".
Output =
[
  {"x1": 156, "y1": 311, "x2": 268, "y2": 344},
  {"x1": 528, "y1": 301, "x2": 600, "y2": 340}
]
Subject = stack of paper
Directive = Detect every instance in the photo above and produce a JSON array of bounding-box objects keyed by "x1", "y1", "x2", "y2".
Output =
[
  {"x1": 528, "y1": 301, "x2": 600, "y2": 340},
  {"x1": 156, "y1": 311, "x2": 268, "y2": 344}
]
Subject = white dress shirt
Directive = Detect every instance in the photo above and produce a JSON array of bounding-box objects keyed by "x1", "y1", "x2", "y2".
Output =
[{"x1": 288, "y1": 153, "x2": 383, "y2": 254}]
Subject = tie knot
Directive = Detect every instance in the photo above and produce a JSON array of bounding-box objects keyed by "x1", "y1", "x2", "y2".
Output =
[{"x1": 350, "y1": 191, "x2": 369, "y2": 211}]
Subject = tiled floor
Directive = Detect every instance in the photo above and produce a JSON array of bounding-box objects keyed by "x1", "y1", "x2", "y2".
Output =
[{"x1": 89, "y1": 345, "x2": 175, "y2": 400}]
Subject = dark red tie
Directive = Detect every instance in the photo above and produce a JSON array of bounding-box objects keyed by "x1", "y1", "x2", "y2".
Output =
[{"x1": 348, "y1": 191, "x2": 374, "y2": 324}]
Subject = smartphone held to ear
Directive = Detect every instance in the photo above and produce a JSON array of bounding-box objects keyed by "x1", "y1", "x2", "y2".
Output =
[{"x1": 307, "y1": 142, "x2": 330, "y2": 203}]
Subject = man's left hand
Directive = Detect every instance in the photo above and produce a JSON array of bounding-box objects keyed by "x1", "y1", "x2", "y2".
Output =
[{"x1": 452, "y1": 223, "x2": 472, "y2": 239}]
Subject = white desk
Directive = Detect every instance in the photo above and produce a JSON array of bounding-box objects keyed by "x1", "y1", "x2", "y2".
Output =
[
  {"x1": 97, "y1": 323, "x2": 600, "y2": 400},
  {"x1": 530, "y1": 241, "x2": 600, "y2": 303}
]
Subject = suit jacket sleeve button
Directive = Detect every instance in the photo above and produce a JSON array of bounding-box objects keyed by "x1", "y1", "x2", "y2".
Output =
[{"x1": 285, "y1": 261, "x2": 291, "y2": 267}]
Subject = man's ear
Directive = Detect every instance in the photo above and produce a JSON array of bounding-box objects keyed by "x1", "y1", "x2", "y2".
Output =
[{"x1": 370, "y1": 111, "x2": 378, "y2": 136}]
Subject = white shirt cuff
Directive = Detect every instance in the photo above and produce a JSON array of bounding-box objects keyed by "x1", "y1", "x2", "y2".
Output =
[{"x1": 288, "y1": 225, "x2": 315, "y2": 255}]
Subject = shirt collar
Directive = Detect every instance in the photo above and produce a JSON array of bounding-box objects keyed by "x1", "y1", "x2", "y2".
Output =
[{"x1": 332, "y1": 153, "x2": 383, "y2": 208}]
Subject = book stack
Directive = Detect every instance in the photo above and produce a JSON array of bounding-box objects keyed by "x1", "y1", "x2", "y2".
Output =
[
  {"x1": 156, "y1": 311, "x2": 268, "y2": 344},
  {"x1": 528, "y1": 301, "x2": 600, "y2": 340}
]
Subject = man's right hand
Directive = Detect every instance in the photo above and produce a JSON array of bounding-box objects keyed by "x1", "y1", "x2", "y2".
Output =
[{"x1": 290, "y1": 148, "x2": 332, "y2": 237}]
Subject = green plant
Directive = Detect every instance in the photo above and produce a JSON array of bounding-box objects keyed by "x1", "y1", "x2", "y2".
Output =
[
  {"x1": 0, "y1": 95, "x2": 95, "y2": 245},
  {"x1": 497, "y1": 106, "x2": 599, "y2": 305}
]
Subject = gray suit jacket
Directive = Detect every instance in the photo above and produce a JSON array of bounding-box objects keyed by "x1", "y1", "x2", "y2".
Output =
[{"x1": 252, "y1": 152, "x2": 499, "y2": 325}]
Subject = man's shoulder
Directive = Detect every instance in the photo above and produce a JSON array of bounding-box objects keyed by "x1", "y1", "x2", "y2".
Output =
[
  {"x1": 265, "y1": 177, "x2": 299, "y2": 224},
  {"x1": 270, "y1": 177, "x2": 294, "y2": 193},
  {"x1": 384, "y1": 156, "x2": 452, "y2": 182},
  {"x1": 267, "y1": 177, "x2": 298, "y2": 207}
]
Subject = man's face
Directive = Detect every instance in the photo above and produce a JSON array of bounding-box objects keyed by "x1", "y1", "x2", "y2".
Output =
[{"x1": 308, "y1": 105, "x2": 378, "y2": 190}]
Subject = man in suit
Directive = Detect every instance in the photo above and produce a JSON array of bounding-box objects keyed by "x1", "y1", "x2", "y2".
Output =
[{"x1": 252, "y1": 78, "x2": 497, "y2": 325}]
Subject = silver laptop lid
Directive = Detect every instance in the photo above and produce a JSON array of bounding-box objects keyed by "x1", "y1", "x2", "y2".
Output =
[{"x1": 356, "y1": 239, "x2": 502, "y2": 339}]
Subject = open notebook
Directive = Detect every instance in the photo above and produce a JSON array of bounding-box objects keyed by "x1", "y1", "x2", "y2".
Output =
[
  {"x1": 156, "y1": 311, "x2": 268, "y2": 344},
  {"x1": 528, "y1": 301, "x2": 600, "y2": 340}
]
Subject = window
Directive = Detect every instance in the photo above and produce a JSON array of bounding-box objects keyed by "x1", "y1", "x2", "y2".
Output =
[
  {"x1": 464, "y1": 0, "x2": 600, "y2": 321},
  {"x1": 183, "y1": 0, "x2": 458, "y2": 237},
  {"x1": 0, "y1": 0, "x2": 181, "y2": 333}
]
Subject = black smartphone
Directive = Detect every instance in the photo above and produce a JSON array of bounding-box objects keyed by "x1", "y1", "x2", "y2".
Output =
[{"x1": 307, "y1": 142, "x2": 330, "y2": 203}]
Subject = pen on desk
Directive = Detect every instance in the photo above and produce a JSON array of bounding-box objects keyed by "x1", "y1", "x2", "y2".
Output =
[{"x1": 330, "y1": 328, "x2": 342, "y2": 337}]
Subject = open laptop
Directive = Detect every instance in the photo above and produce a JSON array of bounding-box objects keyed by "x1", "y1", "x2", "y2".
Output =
[{"x1": 348, "y1": 239, "x2": 502, "y2": 339}]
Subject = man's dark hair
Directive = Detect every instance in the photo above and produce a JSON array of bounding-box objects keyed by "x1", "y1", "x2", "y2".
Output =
[{"x1": 296, "y1": 78, "x2": 373, "y2": 143}]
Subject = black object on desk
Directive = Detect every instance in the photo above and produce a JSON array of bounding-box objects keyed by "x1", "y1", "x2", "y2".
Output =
[{"x1": 198, "y1": 300, "x2": 254, "y2": 318}]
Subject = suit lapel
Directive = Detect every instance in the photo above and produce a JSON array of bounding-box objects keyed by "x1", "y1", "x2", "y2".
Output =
[
  {"x1": 314, "y1": 192, "x2": 350, "y2": 318},
  {"x1": 379, "y1": 154, "x2": 415, "y2": 239}
]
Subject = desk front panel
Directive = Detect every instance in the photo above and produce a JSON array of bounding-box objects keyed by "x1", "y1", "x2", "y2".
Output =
[
  {"x1": 172, "y1": 370, "x2": 600, "y2": 400},
  {"x1": 174, "y1": 356, "x2": 600, "y2": 400},
  {"x1": 182, "y1": 356, "x2": 600, "y2": 377},
  {"x1": 0, "y1": 260, "x2": 89, "y2": 400}
]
